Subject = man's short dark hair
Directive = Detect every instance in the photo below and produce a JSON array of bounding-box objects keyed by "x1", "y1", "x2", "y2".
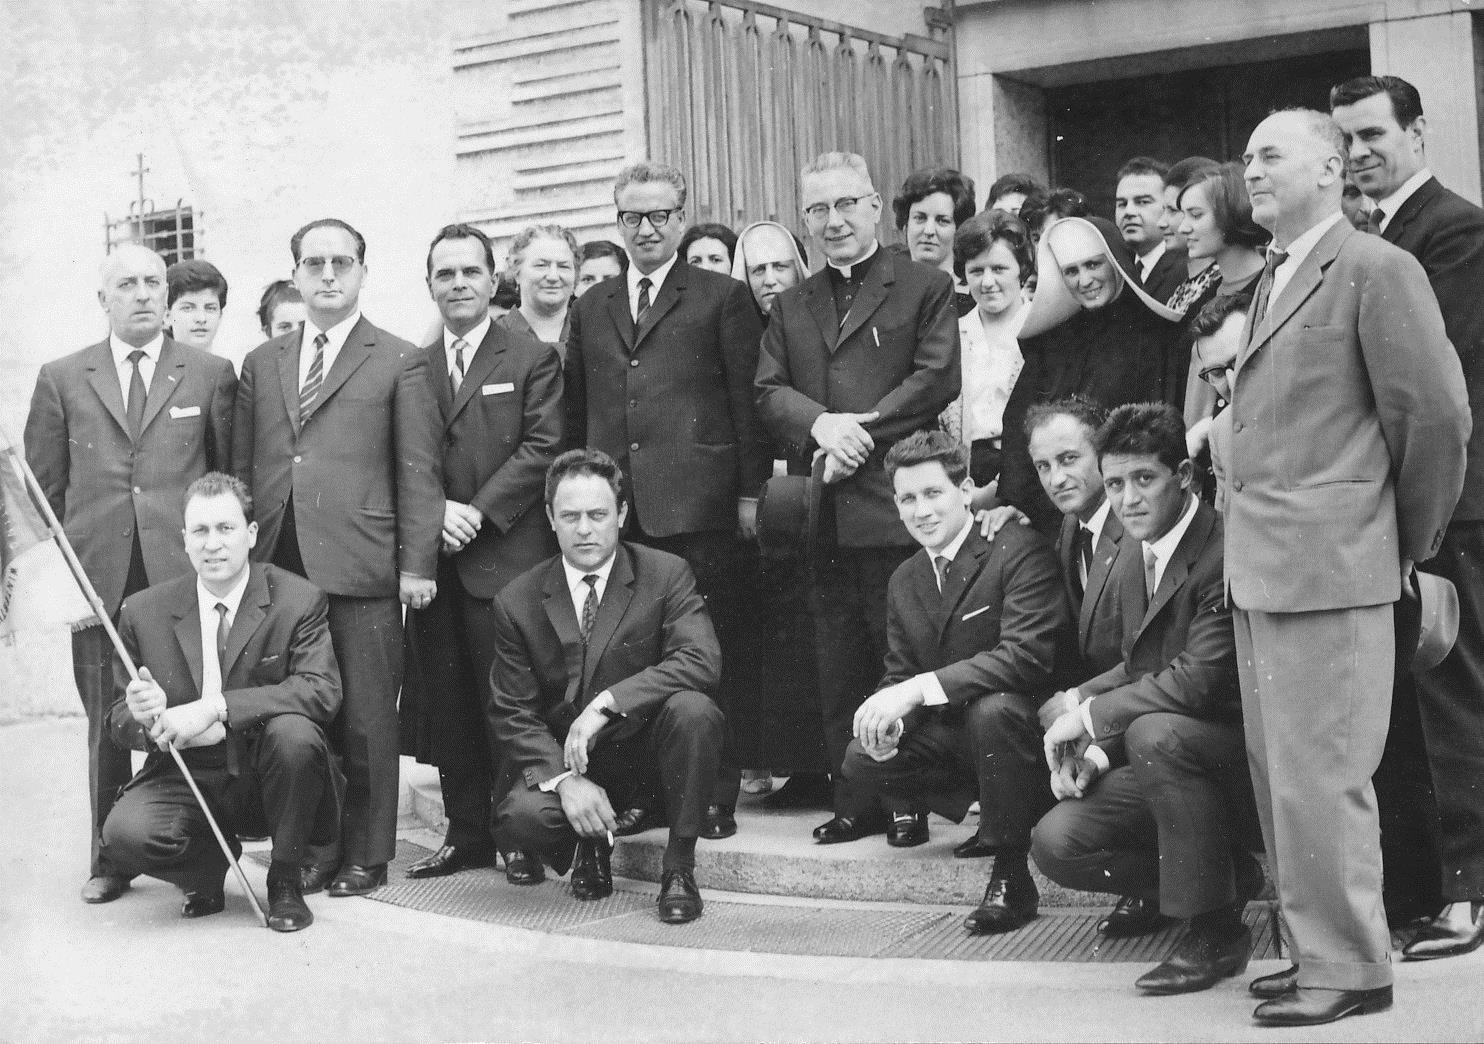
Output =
[
  {"x1": 679, "y1": 223, "x2": 738, "y2": 266},
  {"x1": 1020, "y1": 187, "x2": 1091, "y2": 234},
  {"x1": 166, "y1": 259, "x2": 228, "y2": 309},
  {"x1": 1095, "y1": 402, "x2": 1187, "y2": 474},
  {"x1": 580, "y1": 239, "x2": 630, "y2": 275},
  {"x1": 492, "y1": 274, "x2": 520, "y2": 311},
  {"x1": 256, "y1": 279, "x2": 302, "y2": 337},
  {"x1": 425, "y1": 223, "x2": 495, "y2": 277},
  {"x1": 183, "y1": 471, "x2": 253, "y2": 523},
  {"x1": 1024, "y1": 395, "x2": 1107, "y2": 442},
  {"x1": 1330, "y1": 75, "x2": 1424, "y2": 128},
  {"x1": 892, "y1": 167, "x2": 978, "y2": 231},
  {"x1": 1189, "y1": 291, "x2": 1254, "y2": 340},
  {"x1": 290, "y1": 217, "x2": 367, "y2": 263},
  {"x1": 1116, "y1": 157, "x2": 1170, "y2": 184},
  {"x1": 986, "y1": 172, "x2": 1045, "y2": 210},
  {"x1": 545, "y1": 448, "x2": 625, "y2": 509},
  {"x1": 884, "y1": 429, "x2": 969, "y2": 487},
  {"x1": 952, "y1": 209, "x2": 1035, "y2": 283}
]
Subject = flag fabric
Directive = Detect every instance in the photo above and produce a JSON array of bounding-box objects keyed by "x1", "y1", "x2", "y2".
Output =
[{"x1": 0, "y1": 431, "x2": 95, "y2": 639}]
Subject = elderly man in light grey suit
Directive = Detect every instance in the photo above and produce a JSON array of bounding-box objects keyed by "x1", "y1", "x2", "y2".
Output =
[{"x1": 1227, "y1": 108, "x2": 1469, "y2": 1028}]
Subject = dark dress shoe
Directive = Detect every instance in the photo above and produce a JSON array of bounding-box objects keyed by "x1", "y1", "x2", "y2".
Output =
[
  {"x1": 700, "y1": 804, "x2": 737, "y2": 840},
  {"x1": 964, "y1": 866, "x2": 1038, "y2": 934},
  {"x1": 571, "y1": 838, "x2": 613, "y2": 900},
  {"x1": 180, "y1": 886, "x2": 226, "y2": 919},
  {"x1": 1249, "y1": 963, "x2": 1299, "y2": 999},
  {"x1": 80, "y1": 874, "x2": 130, "y2": 904},
  {"x1": 953, "y1": 835, "x2": 996, "y2": 859},
  {"x1": 327, "y1": 863, "x2": 387, "y2": 897},
  {"x1": 761, "y1": 772, "x2": 832, "y2": 810},
  {"x1": 405, "y1": 844, "x2": 493, "y2": 880},
  {"x1": 1252, "y1": 985, "x2": 1392, "y2": 1027},
  {"x1": 266, "y1": 871, "x2": 313, "y2": 932},
  {"x1": 813, "y1": 813, "x2": 887, "y2": 845},
  {"x1": 613, "y1": 804, "x2": 665, "y2": 837},
  {"x1": 657, "y1": 868, "x2": 703, "y2": 923},
  {"x1": 1402, "y1": 901, "x2": 1484, "y2": 960},
  {"x1": 502, "y1": 850, "x2": 546, "y2": 886},
  {"x1": 887, "y1": 812, "x2": 929, "y2": 848},
  {"x1": 1135, "y1": 925, "x2": 1252, "y2": 994},
  {"x1": 1098, "y1": 895, "x2": 1168, "y2": 937},
  {"x1": 299, "y1": 862, "x2": 339, "y2": 895}
]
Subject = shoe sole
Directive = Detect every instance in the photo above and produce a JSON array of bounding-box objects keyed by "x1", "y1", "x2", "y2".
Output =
[
  {"x1": 1253, "y1": 993, "x2": 1392, "y2": 1027},
  {"x1": 1401, "y1": 939, "x2": 1484, "y2": 961}
]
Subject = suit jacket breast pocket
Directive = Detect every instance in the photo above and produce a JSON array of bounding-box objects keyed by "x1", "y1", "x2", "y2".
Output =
[{"x1": 247, "y1": 652, "x2": 285, "y2": 686}]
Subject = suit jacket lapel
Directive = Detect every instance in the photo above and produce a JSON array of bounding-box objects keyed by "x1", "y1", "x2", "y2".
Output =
[
  {"x1": 173, "y1": 590, "x2": 205, "y2": 699},
  {"x1": 277, "y1": 337, "x2": 304, "y2": 436},
  {"x1": 222, "y1": 565, "x2": 270, "y2": 678},
  {"x1": 583, "y1": 546, "x2": 636, "y2": 701},
  {"x1": 542, "y1": 560, "x2": 585, "y2": 705},
  {"x1": 633, "y1": 264, "x2": 683, "y2": 350},
  {"x1": 1078, "y1": 511, "x2": 1123, "y2": 649},
  {"x1": 1239, "y1": 221, "x2": 1348, "y2": 366},
  {"x1": 606, "y1": 283, "x2": 637, "y2": 353},
  {"x1": 304, "y1": 318, "x2": 374, "y2": 420},
  {"x1": 1133, "y1": 503, "x2": 1210, "y2": 642},
  {"x1": 450, "y1": 324, "x2": 507, "y2": 420},
  {"x1": 937, "y1": 530, "x2": 992, "y2": 640},
  {"x1": 424, "y1": 342, "x2": 453, "y2": 423},
  {"x1": 83, "y1": 341, "x2": 131, "y2": 437},
  {"x1": 1380, "y1": 177, "x2": 1440, "y2": 245},
  {"x1": 803, "y1": 274, "x2": 838, "y2": 352},
  {"x1": 138, "y1": 338, "x2": 186, "y2": 436},
  {"x1": 837, "y1": 251, "x2": 895, "y2": 349}
]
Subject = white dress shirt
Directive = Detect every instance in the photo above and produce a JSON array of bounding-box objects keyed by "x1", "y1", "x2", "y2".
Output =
[
  {"x1": 1269, "y1": 211, "x2": 1345, "y2": 306},
  {"x1": 1078, "y1": 499, "x2": 1113, "y2": 588},
  {"x1": 196, "y1": 567, "x2": 252, "y2": 721},
  {"x1": 915, "y1": 516, "x2": 977, "y2": 708},
  {"x1": 1372, "y1": 167, "x2": 1432, "y2": 234},
  {"x1": 110, "y1": 332, "x2": 164, "y2": 399},
  {"x1": 626, "y1": 254, "x2": 678, "y2": 322},
  {"x1": 444, "y1": 315, "x2": 491, "y2": 386},
  {"x1": 1136, "y1": 241, "x2": 1167, "y2": 283},
  {"x1": 298, "y1": 311, "x2": 361, "y2": 390}
]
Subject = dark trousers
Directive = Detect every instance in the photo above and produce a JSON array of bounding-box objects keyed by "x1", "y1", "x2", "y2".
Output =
[
  {"x1": 630, "y1": 523, "x2": 744, "y2": 806},
  {"x1": 841, "y1": 692, "x2": 1048, "y2": 848},
  {"x1": 401, "y1": 559, "x2": 502, "y2": 850},
  {"x1": 100, "y1": 715, "x2": 339, "y2": 890},
  {"x1": 810, "y1": 543, "x2": 913, "y2": 818},
  {"x1": 494, "y1": 691, "x2": 722, "y2": 875},
  {"x1": 1031, "y1": 713, "x2": 1259, "y2": 919}
]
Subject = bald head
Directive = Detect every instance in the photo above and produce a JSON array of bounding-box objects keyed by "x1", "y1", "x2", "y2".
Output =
[
  {"x1": 98, "y1": 244, "x2": 168, "y2": 346},
  {"x1": 1243, "y1": 108, "x2": 1346, "y2": 247}
]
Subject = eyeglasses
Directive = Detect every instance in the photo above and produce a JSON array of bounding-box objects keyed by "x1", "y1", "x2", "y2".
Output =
[
  {"x1": 617, "y1": 209, "x2": 681, "y2": 229},
  {"x1": 297, "y1": 255, "x2": 358, "y2": 276},
  {"x1": 803, "y1": 194, "x2": 878, "y2": 222},
  {"x1": 1197, "y1": 361, "x2": 1234, "y2": 386}
]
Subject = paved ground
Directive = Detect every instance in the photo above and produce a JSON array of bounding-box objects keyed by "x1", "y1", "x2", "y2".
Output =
[{"x1": 4, "y1": 717, "x2": 1481, "y2": 1043}]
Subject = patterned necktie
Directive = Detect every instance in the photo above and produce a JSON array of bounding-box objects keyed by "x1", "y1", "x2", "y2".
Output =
[
  {"x1": 1249, "y1": 250, "x2": 1289, "y2": 326},
  {"x1": 579, "y1": 574, "x2": 600, "y2": 642},
  {"x1": 1366, "y1": 207, "x2": 1385, "y2": 235},
  {"x1": 1143, "y1": 544, "x2": 1159, "y2": 604},
  {"x1": 635, "y1": 277, "x2": 653, "y2": 329},
  {"x1": 300, "y1": 332, "x2": 328, "y2": 422},
  {"x1": 214, "y1": 602, "x2": 230, "y2": 675},
  {"x1": 933, "y1": 554, "x2": 951, "y2": 594},
  {"x1": 450, "y1": 337, "x2": 468, "y2": 396},
  {"x1": 126, "y1": 349, "x2": 147, "y2": 440}
]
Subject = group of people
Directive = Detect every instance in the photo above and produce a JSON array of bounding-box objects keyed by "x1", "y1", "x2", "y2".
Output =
[{"x1": 23, "y1": 70, "x2": 1484, "y2": 1029}]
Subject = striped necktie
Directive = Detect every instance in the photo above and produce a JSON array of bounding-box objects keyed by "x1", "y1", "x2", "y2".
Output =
[
  {"x1": 299, "y1": 332, "x2": 328, "y2": 422},
  {"x1": 450, "y1": 337, "x2": 468, "y2": 395},
  {"x1": 635, "y1": 277, "x2": 653, "y2": 328}
]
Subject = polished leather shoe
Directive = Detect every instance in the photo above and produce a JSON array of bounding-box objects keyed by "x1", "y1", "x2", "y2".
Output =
[
  {"x1": 180, "y1": 884, "x2": 226, "y2": 919},
  {"x1": 1402, "y1": 901, "x2": 1484, "y2": 960},
  {"x1": 964, "y1": 866, "x2": 1038, "y2": 934},
  {"x1": 405, "y1": 844, "x2": 493, "y2": 880},
  {"x1": 700, "y1": 804, "x2": 737, "y2": 840},
  {"x1": 613, "y1": 804, "x2": 665, "y2": 837},
  {"x1": 657, "y1": 868, "x2": 703, "y2": 923},
  {"x1": 571, "y1": 838, "x2": 613, "y2": 900},
  {"x1": 761, "y1": 772, "x2": 832, "y2": 810},
  {"x1": 1098, "y1": 895, "x2": 1168, "y2": 937},
  {"x1": 299, "y1": 862, "x2": 339, "y2": 895},
  {"x1": 266, "y1": 871, "x2": 313, "y2": 932},
  {"x1": 1135, "y1": 925, "x2": 1251, "y2": 994},
  {"x1": 502, "y1": 850, "x2": 546, "y2": 886},
  {"x1": 887, "y1": 812, "x2": 929, "y2": 848},
  {"x1": 80, "y1": 874, "x2": 130, "y2": 904},
  {"x1": 953, "y1": 834, "x2": 996, "y2": 859},
  {"x1": 327, "y1": 863, "x2": 387, "y2": 897},
  {"x1": 1252, "y1": 985, "x2": 1392, "y2": 1027},
  {"x1": 1249, "y1": 963, "x2": 1299, "y2": 999},
  {"x1": 813, "y1": 813, "x2": 887, "y2": 845}
]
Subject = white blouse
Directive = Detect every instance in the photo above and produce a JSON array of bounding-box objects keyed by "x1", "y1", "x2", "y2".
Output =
[{"x1": 958, "y1": 306, "x2": 1025, "y2": 443}]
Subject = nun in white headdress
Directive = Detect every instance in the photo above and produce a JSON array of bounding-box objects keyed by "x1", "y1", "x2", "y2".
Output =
[{"x1": 731, "y1": 221, "x2": 810, "y2": 324}]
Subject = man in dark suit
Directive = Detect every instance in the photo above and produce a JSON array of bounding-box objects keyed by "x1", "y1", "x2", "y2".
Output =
[
  {"x1": 488, "y1": 449, "x2": 723, "y2": 923},
  {"x1": 24, "y1": 243, "x2": 236, "y2": 904},
  {"x1": 1226, "y1": 109, "x2": 1468, "y2": 1027},
  {"x1": 1116, "y1": 157, "x2": 1185, "y2": 304},
  {"x1": 1332, "y1": 75, "x2": 1484, "y2": 959},
  {"x1": 756, "y1": 151, "x2": 960, "y2": 844},
  {"x1": 566, "y1": 162, "x2": 766, "y2": 841},
  {"x1": 1035, "y1": 403, "x2": 1260, "y2": 994},
  {"x1": 841, "y1": 431, "x2": 1064, "y2": 933},
  {"x1": 400, "y1": 223, "x2": 564, "y2": 886},
  {"x1": 101, "y1": 473, "x2": 341, "y2": 931},
  {"x1": 232, "y1": 218, "x2": 443, "y2": 898}
]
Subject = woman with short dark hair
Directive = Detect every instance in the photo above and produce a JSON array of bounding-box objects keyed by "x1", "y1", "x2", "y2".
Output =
[{"x1": 893, "y1": 166, "x2": 978, "y2": 315}]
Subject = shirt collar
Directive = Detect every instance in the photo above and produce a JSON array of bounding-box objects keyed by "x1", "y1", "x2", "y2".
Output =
[
  {"x1": 1137, "y1": 240, "x2": 1167, "y2": 279},
  {"x1": 826, "y1": 240, "x2": 879, "y2": 280},
  {"x1": 1082, "y1": 498, "x2": 1112, "y2": 545},
  {"x1": 197, "y1": 566, "x2": 252, "y2": 619},
  {"x1": 444, "y1": 314, "x2": 491, "y2": 354},
  {"x1": 304, "y1": 310, "x2": 361, "y2": 354},
  {"x1": 562, "y1": 549, "x2": 619, "y2": 598},
  {"x1": 628, "y1": 253, "x2": 678, "y2": 298},
  {"x1": 109, "y1": 331, "x2": 165, "y2": 366},
  {"x1": 1272, "y1": 211, "x2": 1345, "y2": 269},
  {"x1": 1374, "y1": 168, "x2": 1432, "y2": 232},
  {"x1": 1144, "y1": 494, "x2": 1199, "y2": 568},
  {"x1": 931, "y1": 515, "x2": 975, "y2": 565}
]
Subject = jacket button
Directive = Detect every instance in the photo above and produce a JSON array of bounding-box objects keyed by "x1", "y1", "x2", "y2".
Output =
[
  {"x1": 630, "y1": 359, "x2": 639, "y2": 367},
  {"x1": 132, "y1": 485, "x2": 142, "y2": 495},
  {"x1": 630, "y1": 442, "x2": 639, "y2": 451},
  {"x1": 293, "y1": 455, "x2": 302, "y2": 463},
  {"x1": 1233, "y1": 421, "x2": 1244, "y2": 433},
  {"x1": 1232, "y1": 479, "x2": 1244, "y2": 492}
]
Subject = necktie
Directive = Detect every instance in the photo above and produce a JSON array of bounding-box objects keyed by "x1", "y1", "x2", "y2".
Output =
[
  {"x1": 450, "y1": 337, "x2": 468, "y2": 396},
  {"x1": 1143, "y1": 545, "x2": 1159, "y2": 604},
  {"x1": 1366, "y1": 207, "x2": 1385, "y2": 235},
  {"x1": 579, "y1": 574, "x2": 600, "y2": 642},
  {"x1": 635, "y1": 277, "x2": 653, "y2": 328},
  {"x1": 126, "y1": 349, "x2": 147, "y2": 440},
  {"x1": 214, "y1": 602, "x2": 230, "y2": 675},
  {"x1": 300, "y1": 332, "x2": 327, "y2": 422},
  {"x1": 1249, "y1": 250, "x2": 1289, "y2": 326},
  {"x1": 933, "y1": 554, "x2": 951, "y2": 593}
]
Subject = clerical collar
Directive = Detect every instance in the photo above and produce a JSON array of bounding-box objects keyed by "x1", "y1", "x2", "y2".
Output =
[{"x1": 826, "y1": 241, "x2": 880, "y2": 282}]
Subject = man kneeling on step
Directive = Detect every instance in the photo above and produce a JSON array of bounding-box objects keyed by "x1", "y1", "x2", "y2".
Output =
[
  {"x1": 1032, "y1": 402, "x2": 1262, "y2": 993},
  {"x1": 841, "y1": 429, "x2": 1067, "y2": 934}
]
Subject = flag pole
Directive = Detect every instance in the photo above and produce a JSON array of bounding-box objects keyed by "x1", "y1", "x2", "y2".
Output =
[{"x1": 4, "y1": 443, "x2": 268, "y2": 928}]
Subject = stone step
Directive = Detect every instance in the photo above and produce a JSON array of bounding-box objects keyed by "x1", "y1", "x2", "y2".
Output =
[{"x1": 401, "y1": 762, "x2": 1113, "y2": 907}]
